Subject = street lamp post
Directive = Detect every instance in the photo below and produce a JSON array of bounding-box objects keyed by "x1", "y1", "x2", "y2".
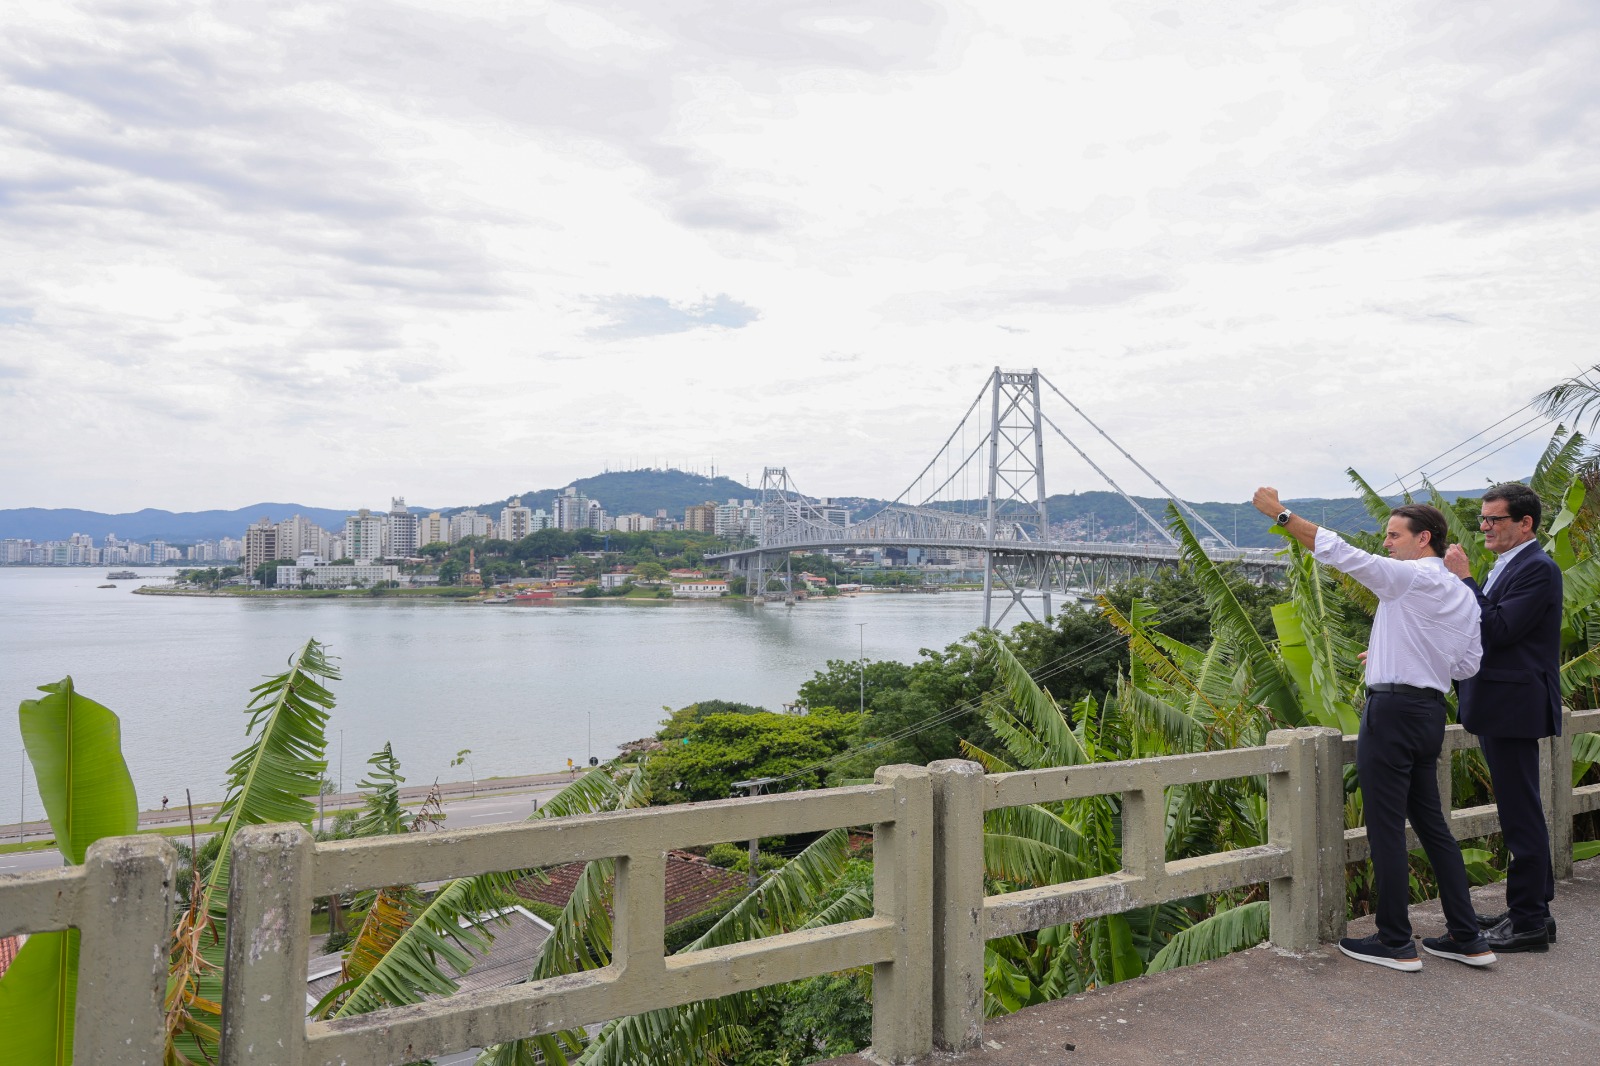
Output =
[{"x1": 856, "y1": 622, "x2": 867, "y2": 715}]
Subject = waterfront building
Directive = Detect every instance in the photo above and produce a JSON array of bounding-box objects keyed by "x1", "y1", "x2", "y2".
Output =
[
  {"x1": 218, "y1": 536, "x2": 244, "y2": 563},
  {"x1": 1, "y1": 539, "x2": 29, "y2": 563},
  {"x1": 344, "y1": 509, "x2": 386, "y2": 564},
  {"x1": 683, "y1": 501, "x2": 716, "y2": 533},
  {"x1": 387, "y1": 497, "x2": 419, "y2": 557},
  {"x1": 499, "y1": 498, "x2": 534, "y2": 541},
  {"x1": 672, "y1": 580, "x2": 728, "y2": 598},
  {"x1": 276, "y1": 562, "x2": 401, "y2": 589}
]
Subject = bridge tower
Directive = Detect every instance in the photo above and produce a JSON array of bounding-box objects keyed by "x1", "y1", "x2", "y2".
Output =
[{"x1": 982, "y1": 368, "x2": 1064, "y2": 628}]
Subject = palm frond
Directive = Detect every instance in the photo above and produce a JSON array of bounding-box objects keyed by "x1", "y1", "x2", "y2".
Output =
[
  {"x1": 204, "y1": 638, "x2": 337, "y2": 917},
  {"x1": 1167, "y1": 506, "x2": 1303, "y2": 726},
  {"x1": 1346, "y1": 468, "x2": 1398, "y2": 527},
  {"x1": 989, "y1": 638, "x2": 1088, "y2": 765},
  {"x1": 1144, "y1": 900, "x2": 1269, "y2": 973},
  {"x1": 1535, "y1": 368, "x2": 1600, "y2": 433}
]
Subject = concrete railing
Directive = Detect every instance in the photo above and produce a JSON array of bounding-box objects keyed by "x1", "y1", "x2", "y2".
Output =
[{"x1": 4, "y1": 710, "x2": 1598, "y2": 1065}]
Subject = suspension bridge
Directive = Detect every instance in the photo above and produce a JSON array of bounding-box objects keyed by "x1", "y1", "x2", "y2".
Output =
[{"x1": 710, "y1": 367, "x2": 1286, "y2": 626}]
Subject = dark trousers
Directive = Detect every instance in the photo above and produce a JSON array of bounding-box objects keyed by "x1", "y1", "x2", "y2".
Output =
[
  {"x1": 1478, "y1": 734, "x2": 1555, "y2": 930},
  {"x1": 1356, "y1": 690, "x2": 1477, "y2": 944}
]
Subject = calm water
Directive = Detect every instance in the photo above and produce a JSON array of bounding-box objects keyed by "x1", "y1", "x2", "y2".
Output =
[{"x1": 0, "y1": 568, "x2": 993, "y2": 816}]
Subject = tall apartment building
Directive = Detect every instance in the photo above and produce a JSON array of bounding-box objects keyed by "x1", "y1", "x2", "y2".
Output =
[
  {"x1": 243, "y1": 518, "x2": 280, "y2": 574},
  {"x1": 218, "y1": 536, "x2": 244, "y2": 563},
  {"x1": 417, "y1": 512, "x2": 447, "y2": 548},
  {"x1": 449, "y1": 510, "x2": 494, "y2": 543},
  {"x1": 714, "y1": 499, "x2": 759, "y2": 539},
  {"x1": 344, "y1": 509, "x2": 386, "y2": 563},
  {"x1": 614, "y1": 513, "x2": 656, "y2": 532},
  {"x1": 552, "y1": 487, "x2": 598, "y2": 531},
  {"x1": 277, "y1": 515, "x2": 330, "y2": 560},
  {"x1": 386, "y1": 497, "x2": 419, "y2": 557},
  {"x1": 499, "y1": 497, "x2": 534, "y2": 541},
  {"x1": 683, "y1": 501, "x2": 716, "y2": 533}
]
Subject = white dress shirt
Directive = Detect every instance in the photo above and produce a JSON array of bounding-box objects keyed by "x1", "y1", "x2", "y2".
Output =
[
  {"x1": 1479, "y1": 537, "x2": 1534, "y2": 595},
  {"x1": 1313, "y1": 527, "x2": 1482, "y2": 691}
]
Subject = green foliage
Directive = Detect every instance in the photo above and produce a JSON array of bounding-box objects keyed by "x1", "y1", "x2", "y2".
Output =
[
  {"x1": 646, "y1": 709, "x2": 860, "y2": 803},
  {"x1": 2, "y1": 677, "x2": 138, "y2": 1066}
]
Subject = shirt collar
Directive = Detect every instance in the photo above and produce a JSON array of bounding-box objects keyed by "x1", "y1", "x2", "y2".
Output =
[{"x1": 1491, "y1": 539, "x2": 1535, "y2": 568}]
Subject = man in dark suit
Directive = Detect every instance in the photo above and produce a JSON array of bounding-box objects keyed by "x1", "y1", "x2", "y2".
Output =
[{"x1": 1444, "y1": 481, "x2": 1562, "y2": 953}]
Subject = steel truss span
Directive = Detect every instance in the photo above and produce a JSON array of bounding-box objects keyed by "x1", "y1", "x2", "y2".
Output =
[{"x1": 709, "y1": 367, "x2": 1286, "y2": 625}]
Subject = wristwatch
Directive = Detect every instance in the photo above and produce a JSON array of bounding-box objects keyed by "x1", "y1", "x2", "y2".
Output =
[{"x1": 1275, "y1": 509, "x2": 1293, "y2": 527}]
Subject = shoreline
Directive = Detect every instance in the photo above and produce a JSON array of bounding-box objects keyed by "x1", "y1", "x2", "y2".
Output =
[{"x1": 132, "y1": 586, "x2": 973, "y2": 602}]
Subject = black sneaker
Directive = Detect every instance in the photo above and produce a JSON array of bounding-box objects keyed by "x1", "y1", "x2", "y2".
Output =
[
  {"x1": 1338, "y1": 933, "x2": 1421, "y2": 972},
  {"x1": 1421, "y1": 933, "x2": 1496, "y2": 967}
]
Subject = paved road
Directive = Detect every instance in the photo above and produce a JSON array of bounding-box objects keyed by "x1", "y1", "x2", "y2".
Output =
[{"x1": 0, "y1": 776, "x2": 576, "y2": 875}]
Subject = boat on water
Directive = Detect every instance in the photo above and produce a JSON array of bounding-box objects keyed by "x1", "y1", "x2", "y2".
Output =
[
  {"x1": 107, "y1": 570, "x2": 138, "y2": 580},
  {"x1": 98, "y1": 583, "x2": 117, "y2": 589},
  {"x1": 510, "y1": 589, "x2": 556, "y2": 604}
]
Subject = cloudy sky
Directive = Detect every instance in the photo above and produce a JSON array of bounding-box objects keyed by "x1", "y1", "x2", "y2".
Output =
[{"x1": 2, "y1": 0, "x2": 1597, "y2": 514}]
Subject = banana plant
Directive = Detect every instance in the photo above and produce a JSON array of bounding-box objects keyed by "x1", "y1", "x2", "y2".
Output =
[
  {"x1": 167, "y1": 638, "x2": 339, "y2": 1062},
  {"x1": 0, "y1": 678, "x2": 139, "y2": 1066}
]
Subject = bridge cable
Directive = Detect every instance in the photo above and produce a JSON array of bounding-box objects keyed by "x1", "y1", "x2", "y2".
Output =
[
  {"x1": 1039, "y1": 409, "x2": 1178, "y2": 547},
  {"x1": 1040, "y1": 373, "x2": 1237, "y2": 548},
  {"x1": 889, "y1": 377, "x2": 992, "y2": 507}
]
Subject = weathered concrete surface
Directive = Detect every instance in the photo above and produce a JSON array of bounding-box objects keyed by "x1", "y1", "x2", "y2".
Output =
[{"x1": 826, "y1": 857, "x2": 1600, "y2": 1066}]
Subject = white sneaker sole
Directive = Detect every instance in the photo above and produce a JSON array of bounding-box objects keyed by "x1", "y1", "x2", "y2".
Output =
[
  {"x1": 1339, "y1": 942, "x2": 1422, "y2": 971},
  {"x1": 1421, "y1": 943, "x2": 1497, "y2": 967}
]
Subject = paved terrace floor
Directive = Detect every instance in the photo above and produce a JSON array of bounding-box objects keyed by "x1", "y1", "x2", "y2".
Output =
[{"x1": 826, "y1": 857, "x2": 1600, "y2": 1066}]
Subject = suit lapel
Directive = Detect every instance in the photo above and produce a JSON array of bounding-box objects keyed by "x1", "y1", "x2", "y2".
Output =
[{"x1": 1488, "y1": 542, "x2": 1543, "y2": 602}]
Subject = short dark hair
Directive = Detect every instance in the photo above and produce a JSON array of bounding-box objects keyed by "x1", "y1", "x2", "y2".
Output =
[
  {"x1": 1482, "y1": 482, "x2": 1541, "y2": 530},
  {"x1": 1390, "y1": 504, "x2": 1449, "y2": 557}
]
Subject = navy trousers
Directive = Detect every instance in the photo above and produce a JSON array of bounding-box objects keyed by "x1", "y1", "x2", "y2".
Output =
[
  {"x1": 1356, "y1": 690, "x2": 1477, "y2": 944},
  {"x1": 1478, "y1": 734, "x2": 1555, "y2": 931}
]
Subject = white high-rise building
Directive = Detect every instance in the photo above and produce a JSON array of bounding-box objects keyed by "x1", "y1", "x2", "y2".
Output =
[
  {"x1": 553, "y1": 487, "x2": 598, "y2": 531},
  {"x1": 344, "y1": 509, "x2": 386, "y2": 563},
  {"x1": 499, "y1": 497, "x2": 534, "y2": 541},
  {"x1": 449, "y1": 510, "x2": 494, "y2": 543},
  {"x1": 386, "y1": 497, "x2": 419, "y2": 557},
  {"x1": 714, "y1": 499, "x2": 758, "y2": 539},
  {"x1": 614, "y1": 513, "x2": 656, "y2": 532}
]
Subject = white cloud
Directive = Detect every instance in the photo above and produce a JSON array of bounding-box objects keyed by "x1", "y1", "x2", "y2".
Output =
[{"x1": 1, "y1": 0, "x2": 1595, "y2": 512}]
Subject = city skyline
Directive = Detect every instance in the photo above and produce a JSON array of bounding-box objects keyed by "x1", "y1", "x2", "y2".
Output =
[{"x1": 3, "y1": 3, "x2": 1596, "y2": 512}]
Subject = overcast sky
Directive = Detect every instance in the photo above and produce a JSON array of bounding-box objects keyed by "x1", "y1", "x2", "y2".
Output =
[{"x1": 3, "y1": 0, "x2": 1597, "y2": 514}]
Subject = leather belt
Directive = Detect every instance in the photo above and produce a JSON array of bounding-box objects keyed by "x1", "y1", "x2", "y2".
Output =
[{"x1": 1367, "y1": 682, "x2": 1446, "y2": 701}]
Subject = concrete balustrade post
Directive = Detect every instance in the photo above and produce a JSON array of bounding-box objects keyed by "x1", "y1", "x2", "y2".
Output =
[
  {"x1": 220, "y1": 824, "x2": 315, "y2": 1066},
  {"x1": 1266, "y1": 728, "x2": 1319, "y2": 953},
  {"x1": 1550, "y1": 708, "x2": 1575, "y2": 880},
  {"x1": 75, "y1": 835, "x2": 178, "y2": 1066},
  {"x1": 870, "y1": 764, "x2": 933, "y2": 1065},
  {"x1": 1120, "y1": 784, "x2": 1166, "y2": 880},
  {"x1": 928, "y1": 759, "x2": 986, "y2": 1053},
  {"x1": 1307, "y1": 727, "x2": 1348, "y2": 943},
  {"x1": 613, "y1": 850, "x2": 667, "y2": 987}
]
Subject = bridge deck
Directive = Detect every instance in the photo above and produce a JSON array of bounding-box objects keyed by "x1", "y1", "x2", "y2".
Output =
[{"x1": 824, "y1": 856, "x2": 1600, "y2": 1065}]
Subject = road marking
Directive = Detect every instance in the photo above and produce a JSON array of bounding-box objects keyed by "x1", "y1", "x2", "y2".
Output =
[{"x1": 471, "y1": 809, "x2": 518, "y2": 817}]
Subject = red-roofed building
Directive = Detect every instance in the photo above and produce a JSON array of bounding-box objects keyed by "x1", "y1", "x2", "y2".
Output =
[
  {"x1": 513, "y1": 851, "x2": 746, "y2": 927},
  {"x1": 0, "y1": 935, "x2": 22, "y2": 979}
]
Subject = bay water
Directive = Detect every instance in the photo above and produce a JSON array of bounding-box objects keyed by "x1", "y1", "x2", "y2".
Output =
[{"x1": 0, "y1": 568, "x2": 992, "y2": 817}]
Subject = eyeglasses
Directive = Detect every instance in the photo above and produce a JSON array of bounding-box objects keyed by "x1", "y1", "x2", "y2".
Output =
[{"x1": 1477, "y1": 514, "x2": 1514, "y2": 527}]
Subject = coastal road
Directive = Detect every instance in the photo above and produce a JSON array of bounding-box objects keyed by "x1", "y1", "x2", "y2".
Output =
[{"x1": 0, "y1": 777, "x2": 577, "y2": 876}]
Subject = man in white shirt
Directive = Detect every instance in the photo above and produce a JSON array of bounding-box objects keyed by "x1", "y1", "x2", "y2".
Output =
[{"x1": 1253, "y1": 488, "x2": 1494, "y2": 971}]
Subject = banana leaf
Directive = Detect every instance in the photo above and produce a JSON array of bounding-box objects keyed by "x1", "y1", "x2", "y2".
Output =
[{"x1": 3, "y1": 678, "x2": 138, "y2": 1066}]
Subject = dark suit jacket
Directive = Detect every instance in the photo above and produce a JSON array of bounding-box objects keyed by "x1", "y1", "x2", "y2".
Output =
[{"x1": 1457, "y1": 541, "x2": 1563, "y2": 739}]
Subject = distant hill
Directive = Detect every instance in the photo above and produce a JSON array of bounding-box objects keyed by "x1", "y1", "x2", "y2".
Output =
[
  {"x1": 461, "y1": 469, "x2": 758, "y2": 520},
  {"x1": 0, "y1": 469, "x2": 1490, "y2": 546}
]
